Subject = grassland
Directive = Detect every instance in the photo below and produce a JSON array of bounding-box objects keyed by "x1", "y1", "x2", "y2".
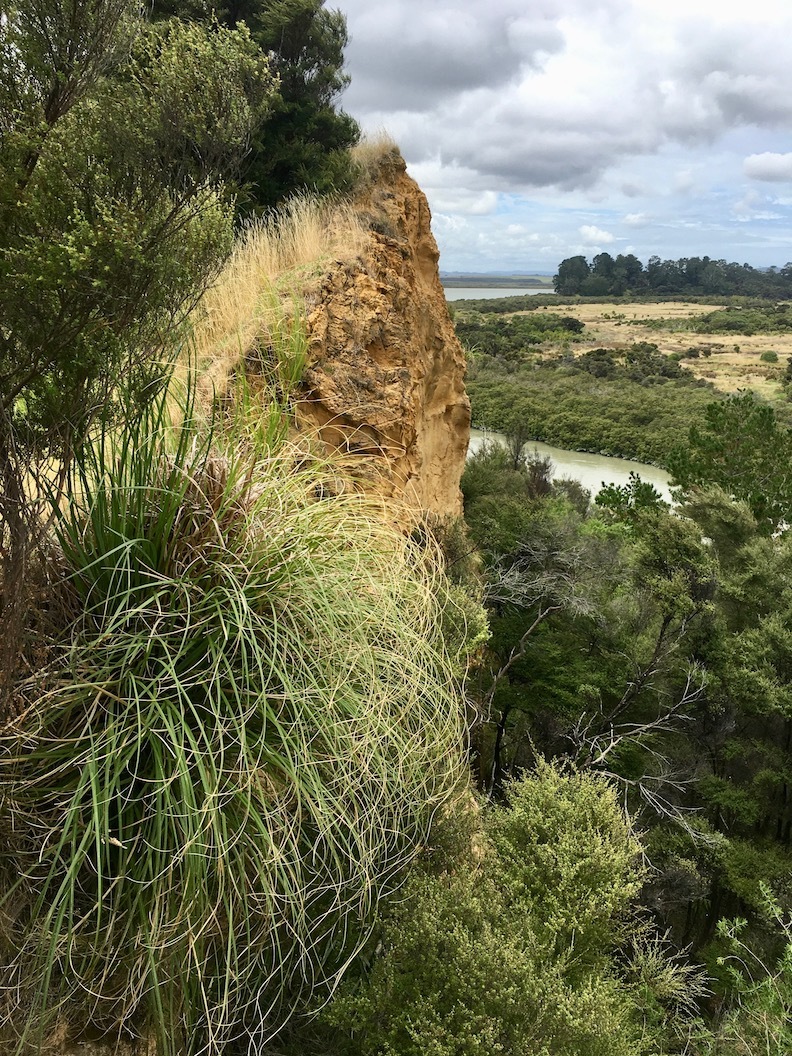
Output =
[{"x1": 526, "y1": 301, "x2": 792, "y2": 400}]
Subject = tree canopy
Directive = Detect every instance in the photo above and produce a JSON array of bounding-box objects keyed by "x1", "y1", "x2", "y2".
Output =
[
  {"x1": 553, "y1": 252, "x2": 792, "y2": 299},
  {"x1": 151, "y1": 0, "x2": 361, "y2": 209}
]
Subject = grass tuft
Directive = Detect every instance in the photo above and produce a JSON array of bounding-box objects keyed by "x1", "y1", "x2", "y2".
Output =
[
  {"x1": 349, "y1": 133, "x2": 402, "y2": 189},
  {"x1": 188, "y1": 195, "x2": 368, "y2": 404},
  {"x1": 0, "y1": 380, "x2": 465, "y2": 1054}
]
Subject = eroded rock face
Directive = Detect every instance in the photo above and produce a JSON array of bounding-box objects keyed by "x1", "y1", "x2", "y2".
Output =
[{"x1": 295, "y1": 150, "x2": 470, "y2": 523}]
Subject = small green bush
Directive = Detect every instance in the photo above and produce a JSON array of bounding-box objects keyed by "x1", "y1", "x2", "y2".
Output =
[
  {"x1": 322, "y1": 763, "x2": 688, "y2": 1056},
  {"x1": 761, "y1": 350, "x2": 779, "y2": 363}
]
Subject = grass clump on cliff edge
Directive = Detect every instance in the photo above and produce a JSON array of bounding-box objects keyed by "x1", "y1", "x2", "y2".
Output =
[
  {"x1": 349, "y1": 133, "x2": 402, "y2": 188},
  {"x1": 190, "y1": 193, "x2": 369, "y2": 402},
  {"x1": 0, "y1": 381, "x2": 466, "y2": 1055}
]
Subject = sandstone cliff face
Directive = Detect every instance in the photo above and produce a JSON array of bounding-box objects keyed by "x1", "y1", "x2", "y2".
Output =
[{"x1": 295, "y1": 149, "x2": 470, "y2": 522}]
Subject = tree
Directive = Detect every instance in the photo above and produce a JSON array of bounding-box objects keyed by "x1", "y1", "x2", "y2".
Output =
[
  {"x1": 668, "y1": 393, "x2": 792, "y2": 533},
  {"x1": 153, "y1": 0, "x2": 361, "y2": 209},
  {"x1": 0, "y1": 1, "x2": 275, "y2": 698},
  {"x1": 553, "y1": 254, "x2": 590, "y2": 295},
  {"x1": 591, "y1": 251, "x2": 615, "y2": 280},
  {"x1": 596, "y1": 472, "x2": 669, "y2": 519}
]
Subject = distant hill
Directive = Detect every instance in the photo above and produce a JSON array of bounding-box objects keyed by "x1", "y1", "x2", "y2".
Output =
[{"x1": 441, "y1": 272, "x2": 553, "y2": 287}]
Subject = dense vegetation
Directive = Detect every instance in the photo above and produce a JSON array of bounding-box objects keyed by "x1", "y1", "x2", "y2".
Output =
[
  {"x1": 455, "y1": 434, "x2": 792, "y2": 1053},
  {"x1": 0, "y1": 0, "x2": 276, "y2": 700},
  {"x1": 634, "y1": 303, "x2": 792, "y2": 336},
  {"x1": 554, "y1": 252, "x2": 792, "y2": 298},
  {"x1": 151, "y1": 0, "x2": 361, "y2": 211},
  {"x1": 5, "y1": 3, "x2": 792, "y2": 1053},
  {"x1": 459, "y1": 304, "x2": 718, "y2": 463}
]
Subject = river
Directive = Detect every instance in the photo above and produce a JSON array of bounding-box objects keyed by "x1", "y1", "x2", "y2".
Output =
[{"x1": 467, "y1": 429, "x2": 674, "y2": 503}]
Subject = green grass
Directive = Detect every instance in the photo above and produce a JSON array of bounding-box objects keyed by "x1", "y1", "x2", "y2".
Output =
[{"x1": 0, "y1": 381, "x2": 466, "y2": 1054}]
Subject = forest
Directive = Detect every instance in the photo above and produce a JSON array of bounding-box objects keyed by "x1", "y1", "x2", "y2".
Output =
[
  {"x1": 554, "y1": 252, "x2": 792, "y2": 299},
  {"x1": 2, "y1": 1, "x2": 792, "y2": 1054}
]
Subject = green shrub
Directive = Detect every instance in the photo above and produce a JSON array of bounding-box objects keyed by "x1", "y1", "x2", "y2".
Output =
[
  {"x1": 0, "y1": 386, "x2": 466, "y2": 1054},
  {"x1": 322, "y1": 763, "x2": 688, "y2": 1056},
  {"x1": 761, "y1": 350, "x2": 779, "y2": 363},
  {"x1": 695, "y1": 899, "x2": 792, "y2": 1055}
]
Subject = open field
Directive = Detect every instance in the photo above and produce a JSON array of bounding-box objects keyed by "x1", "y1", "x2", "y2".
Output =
[{"x1": 526, "y1": 300, "x2": 792, "y2": 400}]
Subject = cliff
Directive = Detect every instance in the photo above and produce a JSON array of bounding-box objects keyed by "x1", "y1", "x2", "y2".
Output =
[
  {"x1": 295, "y1": 147, "x2": 470, "y2": 522},
  {"x1": 23, "y1": 148, "x2": 471, "y2": 1056}
]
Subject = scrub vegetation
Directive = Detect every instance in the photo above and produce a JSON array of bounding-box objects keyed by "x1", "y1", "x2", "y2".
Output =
[
  {"x1": 4, "y1": 2, "x2": 792, "y2": 1054},
  {"x1": 458, "y1": 296, "x2": 792, "y2": 461}
]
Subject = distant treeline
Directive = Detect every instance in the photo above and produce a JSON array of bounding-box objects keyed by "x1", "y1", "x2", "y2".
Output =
[{"x1": 554, "y1": 253, "x2": 792, "y2": 299}]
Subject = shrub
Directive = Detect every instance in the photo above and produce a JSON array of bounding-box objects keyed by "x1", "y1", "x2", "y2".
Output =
[
  {"x1": 696, "y1": 897, "x2": 792, "y2": 1055},
  {"x1": 761, "y1": 350, "x2": 779, "y2": 363},
  {"x1": 0, "y1": 385, "x2": 465, "y2": 1054},
  {"x1": 322, "y1": 763, "x2": 682, "y2": 1056}
]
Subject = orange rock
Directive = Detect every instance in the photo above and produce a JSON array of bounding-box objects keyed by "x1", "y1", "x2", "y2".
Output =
[{"x1": 295, "y1": 149, "x2": 470, "y2": 525}]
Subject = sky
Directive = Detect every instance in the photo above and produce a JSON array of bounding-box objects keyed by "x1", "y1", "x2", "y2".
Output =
[{"x1": 337, "y1": 0, "x2": 792, "y2": 275}]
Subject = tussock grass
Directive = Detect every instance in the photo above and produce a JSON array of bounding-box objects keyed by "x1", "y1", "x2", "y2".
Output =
[
  {"x1": 350, "y1": 133, "x2": 401, "y2": 187},
  {"x1": 189, "y1": 195, "x2": 369, "y2": 402},
  {"x1": 0, "y1": 383, "x2": 465, "y2": 1054}
]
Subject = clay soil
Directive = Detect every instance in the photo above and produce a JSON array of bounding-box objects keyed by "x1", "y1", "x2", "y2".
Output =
[{"x1": 533, "y1": 301, "x2": 792, "y2": 400}]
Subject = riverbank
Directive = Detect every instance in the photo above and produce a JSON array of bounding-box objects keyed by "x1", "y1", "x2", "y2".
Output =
[{"x1": 468, "y1": 428, "x2": 674, "y2": 502}]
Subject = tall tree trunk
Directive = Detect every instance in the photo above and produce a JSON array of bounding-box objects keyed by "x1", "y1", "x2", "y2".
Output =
[{"x1": 0, "y1": 416, "x2": 30, "y2": 719}]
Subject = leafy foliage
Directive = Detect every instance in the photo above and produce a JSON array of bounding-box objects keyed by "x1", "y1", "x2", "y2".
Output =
[
  {"x1": 0, "y1": 8, "x2": 273, "y2": 451},
  {"x1": 467, "y1": 354, "x2": 716, "y2": 465},
  {"x1": 454, "y1": 310, "x2": 584, "y2": 362},
  {"x1": 321, "y1": 764, "x2": 689, "y2": 1056},
  {"x1": 668, "y1": 392, "x2": 792, "y2": 532},
  {"x1": 152, "y1": 0, "x2": 361, "y2": 210},
  {"x1": 456, "y1": 298, "x2": 718, "y2": 466}
]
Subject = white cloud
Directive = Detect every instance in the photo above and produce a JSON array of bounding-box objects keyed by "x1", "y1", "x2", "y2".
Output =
[
  {"x1": 337, "y1": 0, "x2": 792, "y2": 269},
  {"x1": 744, "y1": 152, "x2": 792, "y2": 182},
  {"x1": 579, "y1": 225, "x2": 615, "y2": 244}
]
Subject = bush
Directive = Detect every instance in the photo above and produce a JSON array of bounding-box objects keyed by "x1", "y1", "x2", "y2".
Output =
[
  {"x1": 0, "y1": 386, "x2": 466, "y2": 1054},
  {"x1": 322, "y1": 763, "x2": 686, "y2": 1056},
  {"x1": 761, "y1": 350, "x2": 779, "y2": 363}
]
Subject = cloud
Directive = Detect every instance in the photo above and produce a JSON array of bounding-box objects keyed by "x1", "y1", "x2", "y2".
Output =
[
  {"x1": 337, "y1": 0, "x2": 792, "y2": 270},
  {"x1": 342, "y1": 1, "x2": 792, "y2": 193},
  {"x1": 744, "y1": 153, "x2": 792, "y2": 182},
  {"x1": 731, "y1": 189, "x2": 783, "y2": 222},
  {"x1": 579, "y1": 225, "x2": 614, "y2": 244},
  {"x1": 342, "y1": 0, "x2": 565, "y2": 113}
]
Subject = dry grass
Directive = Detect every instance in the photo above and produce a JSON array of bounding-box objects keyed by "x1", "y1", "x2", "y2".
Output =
[
  {"x1": 350, "y1": 132, "x2": 402, "y2": 187},
  {"x1": 530, "y1": 300, "x2": 792, "y2": 400},
  {"x1": 187, "y1": 195, "x2": 369, "y2": 401}
]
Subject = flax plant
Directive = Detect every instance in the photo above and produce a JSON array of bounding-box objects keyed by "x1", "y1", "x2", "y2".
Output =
[{"x1": 0, "y1": 382, "x2": 465, "y2": 1054}]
